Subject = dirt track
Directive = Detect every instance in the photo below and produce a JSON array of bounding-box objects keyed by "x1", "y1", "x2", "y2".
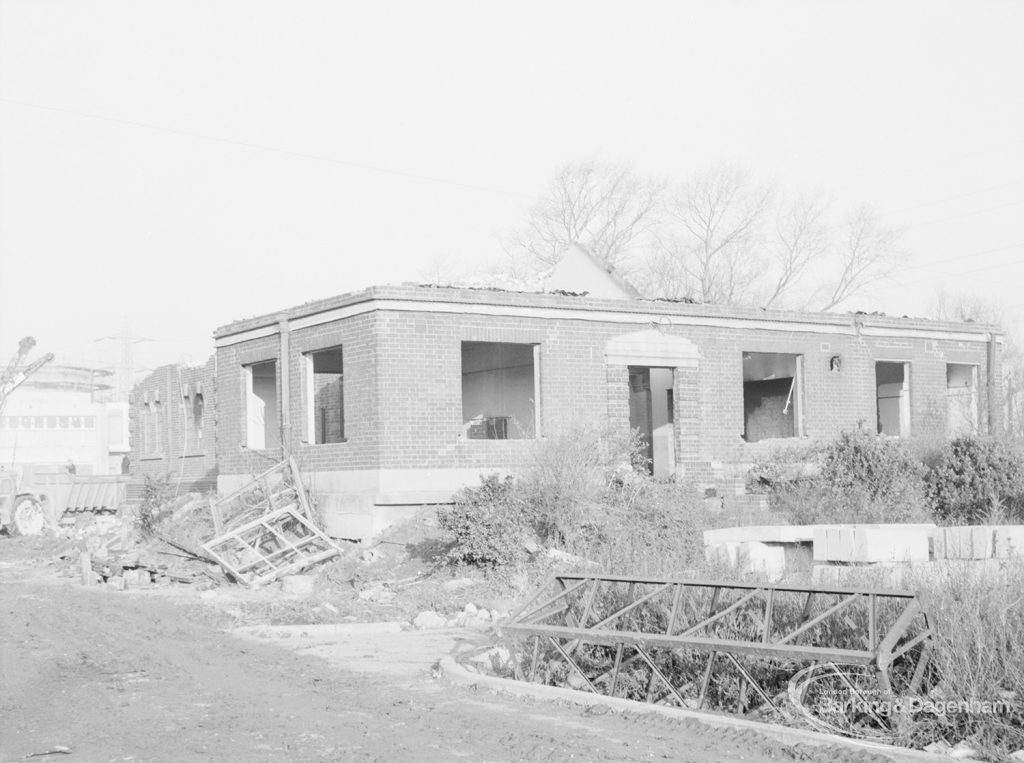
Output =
[{"x1": 1, "y1": 560, "x2": 888, "y2": 762}]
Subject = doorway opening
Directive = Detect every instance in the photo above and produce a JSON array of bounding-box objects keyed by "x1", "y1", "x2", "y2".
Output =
[
  {"x1": 876, "y1": 361, "x2": 911, "y2": 436},
  {"x1": 628, "y1": 366, "x2": 674, "y2": 478}
]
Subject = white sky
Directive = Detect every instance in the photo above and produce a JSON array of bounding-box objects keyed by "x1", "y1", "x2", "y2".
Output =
[{"x1": 1, "y1": 0, "x2": 1022, "y2": 379}]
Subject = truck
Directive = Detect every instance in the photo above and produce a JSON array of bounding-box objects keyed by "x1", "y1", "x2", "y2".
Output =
[{"x1": 0, "y1": 336, "x2": 129, "y2": 536}]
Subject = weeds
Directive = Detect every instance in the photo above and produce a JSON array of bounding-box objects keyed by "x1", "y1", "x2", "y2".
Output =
[
  {"x1": 136, "y1": 475, "x2": 175, "y2": 537},
  {"x1": 439, "y1": 426, "x2": 716, "y2": 577}
]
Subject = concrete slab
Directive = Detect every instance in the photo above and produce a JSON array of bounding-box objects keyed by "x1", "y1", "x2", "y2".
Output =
[
  {"x1": 971, "y1": 526, "x2": 995, "y2": 559},
  {"x1": 852, "y1": 527, "x2": 929, "y2": 563},
  {"x1": 703, "y1": 525, "x2": 817, "y2": 545}
]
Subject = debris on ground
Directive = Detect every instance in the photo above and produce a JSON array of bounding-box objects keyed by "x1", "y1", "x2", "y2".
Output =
[{"x1": 49, "y1": 492, "x2": 226, "y2": 590}]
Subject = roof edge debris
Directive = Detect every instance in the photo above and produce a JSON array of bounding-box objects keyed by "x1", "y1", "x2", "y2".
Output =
[{"x1": 213, "y1": 282, "x2": 1002, "y2": 340}]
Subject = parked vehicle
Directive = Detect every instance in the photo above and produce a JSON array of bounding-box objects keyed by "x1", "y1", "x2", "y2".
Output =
[{"x1": 0, "y1": 464, "x2": 128, "y2": 536}]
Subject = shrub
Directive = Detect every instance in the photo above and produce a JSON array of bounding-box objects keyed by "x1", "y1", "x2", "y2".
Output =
[
  {"x1": 755, "y1": 430, "x2": 930, "y2": 524},
  {"x1": 437, "y1": 474, "x2": 530, "y2": 568},
  {"x1": 136, "y1": 474, "x2": 174, "y2": 537},
  {"x1": 439, "y1": 426, "x2": 715, "y2": 576},
  {"x1": 925, "y1": 436, "x2": 1024, "y2": 524}
]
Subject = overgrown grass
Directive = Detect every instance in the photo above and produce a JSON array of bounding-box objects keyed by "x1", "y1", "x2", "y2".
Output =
[
  {"x1": 438, "y1": 426, "x2": 721, "y2": 577},
  {"x1": 903, "y1": 559, "x2": 1024, "y2": 759}
]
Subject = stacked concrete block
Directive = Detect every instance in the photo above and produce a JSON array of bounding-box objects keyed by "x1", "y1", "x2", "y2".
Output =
[
  {"x1": 933, "y1": 525, "x2": 1024, "y2": 560},
  {"x1": 935, "y1": 526, "x2": 993, "y2": 560},
  {"x1": 703, "y1": 525, "x2": 815, "y2": 545},
  {"x1": 812, "y1": 524, "x2": 932, "y2": 564}
]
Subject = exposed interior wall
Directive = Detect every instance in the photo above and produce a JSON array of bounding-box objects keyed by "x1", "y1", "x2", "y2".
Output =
[
  {"x1": 246, "y1": 360, "x2": 278, "y2": 449},
  {"x1": 461, "y1": 341, "x2": 536, "y2": 439},
  {"x1": 876, "y1": 361, "x2": 909, "y2": 436},
  {"x1": 742, "y1": 352, "x2": 799, "y2": 442},
  {"x1": 628, "y1": 366, "x2": 674, "y2": 477},
  {"x1": 627, "y1": 367, "x2": 653, "y2": 468},
  {"x1": 947, "y1": 363, "x2": 979, "y2": 436},
  {"x1": 308, "y1": 347, "x2": 345, "y2": 444}
]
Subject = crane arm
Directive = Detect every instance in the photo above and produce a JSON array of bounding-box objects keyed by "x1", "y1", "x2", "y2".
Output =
[{"x1": 0, "y1": 350, "x2": 55, "y2": 416}]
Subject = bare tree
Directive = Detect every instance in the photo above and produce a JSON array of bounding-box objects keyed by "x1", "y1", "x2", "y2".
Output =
[
  {"x1": 494, "y1": 160, "x2": 902, "y2": 311},
  {"x1": 762, "y1": 195, "x2": 830, "y2": 308},
  {"x1": 815, "y1": 206, "x2": 900, "y2": 311},
  {"x1": 641, "y1": 165, "x2": 772, "y2": 303},
  {"x1": 502, "y1": 160, "x2": 664, "y2": 273}
]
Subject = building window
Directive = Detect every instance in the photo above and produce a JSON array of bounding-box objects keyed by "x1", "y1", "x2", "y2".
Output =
[
  {"x1": 304, "y1": 348, "x2": 344, "y2": 444},
  {"x1": 742, "y1": 352, "x2": 803, "y2": 442},
  {"x1": 143, "y1": 400, "x2": 164, "y2": 456},
  {"x1": 946, "y1": 363, "x2": 979, "y2": 436},
  {"x1": 461, "y1": 341, "x2": 538, "y2": 439},
  {"x1": 191, "y1": 393, "x2": 205, "y2": 452},
  {"x1": 245, "y1": 361, "x2": 278, "y2": 449},
  {"x1": 876, "y1": 361, "x2": 911, "y2": 437}
]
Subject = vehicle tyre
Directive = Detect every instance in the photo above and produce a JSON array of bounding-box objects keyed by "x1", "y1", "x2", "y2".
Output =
[{"x1": 9, "y1": 495, "x2": 46, "y2": 536}]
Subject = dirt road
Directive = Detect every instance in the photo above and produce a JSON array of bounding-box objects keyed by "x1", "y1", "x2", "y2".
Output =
[{"x1": 1, "y1": 564, "x2": 883, "y2": 762}]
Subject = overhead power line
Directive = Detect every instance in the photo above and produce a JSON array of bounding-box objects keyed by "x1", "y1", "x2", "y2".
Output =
[{"x1": 0, "y1": 95, "x2": 538, "y2": 200}]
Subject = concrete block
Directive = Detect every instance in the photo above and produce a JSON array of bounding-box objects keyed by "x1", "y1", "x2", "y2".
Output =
[
  {"x1": 738, "y1": 541, "x2": 786, "y2": 578},
  {"x1": 851, "y1": 527, "x2": 929, "y2": 563},
  {"x1": 931, "y1": 528, "x2": 945, "y2": 560},
  {"x1": 703, "y1": 525, "x2": 815, "y2": 545},
  {"x1": 995, "y1": 526, "x2": 1024, "y2": 558},
  {"x1": 971, "y1": 526, "x2": 995, "y2": 559},
  {"x1": 812, "y1": 527, "x2": 829, "y2": 562},
  {"x1": 828, "y1": 527, "x2": 854, "y2": 562},
  {"x1": 940, "y1": 527, "x2": 970, "y2": 559}
]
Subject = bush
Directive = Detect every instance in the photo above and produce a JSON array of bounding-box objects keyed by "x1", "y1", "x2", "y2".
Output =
[
  {"x1": 438, "y1": 426, "x2": 714, "y2": 575},
  {"x1": 925, "y1": 436, "x2": 1024, "y2": 523},
  {"x1": 136, "y1": 474, "x2": 174, "y2": 537},
  {"x1": 755, "y1": 430, "x2": 930, "y2": 524},
  {"x1": 437, "y1": 474, "x2": 531, "y2": 568}
]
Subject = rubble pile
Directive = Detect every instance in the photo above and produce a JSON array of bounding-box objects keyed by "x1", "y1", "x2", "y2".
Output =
[{"x1": 54, "y1": 493, "x2": 226, "y2": 590}]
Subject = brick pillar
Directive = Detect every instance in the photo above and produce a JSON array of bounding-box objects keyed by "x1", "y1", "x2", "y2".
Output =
[
  {"x1": 674, "y1": 366, "x2": 705, "y2": 482},
  {"x1": 606, "y1": 364, "x2": 630, "y2": 436}
]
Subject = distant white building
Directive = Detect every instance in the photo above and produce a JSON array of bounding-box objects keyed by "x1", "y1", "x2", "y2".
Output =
[{"x1": 0, "y1": 364, "x2": 130, "y2": 475}]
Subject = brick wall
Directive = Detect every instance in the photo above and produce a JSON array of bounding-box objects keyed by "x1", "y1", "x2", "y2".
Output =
[
  {"x1": 215, "y1": 303, "x2": 995, "y2": 479},
  {"x1": 129, "y1": 355, "x2": 217, "y2": 496}
]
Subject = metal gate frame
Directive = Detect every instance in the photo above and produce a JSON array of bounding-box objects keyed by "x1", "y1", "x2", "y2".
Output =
[{"x1": 497, "y1": 574, "x2": 932, "y2": 718}]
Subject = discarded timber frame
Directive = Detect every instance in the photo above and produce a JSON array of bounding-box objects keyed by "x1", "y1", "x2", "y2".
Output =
[
  {"x1": 497, "y1": 574, "x2": 932, "y2": 725},
  {"x1": 202, "y1": 457, "x2": 341, "y2": 587}
]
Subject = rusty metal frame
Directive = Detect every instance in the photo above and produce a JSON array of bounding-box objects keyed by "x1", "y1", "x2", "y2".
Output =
[{"x1": 499, "y1": 574, "x2": 932, "y2": 719}]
